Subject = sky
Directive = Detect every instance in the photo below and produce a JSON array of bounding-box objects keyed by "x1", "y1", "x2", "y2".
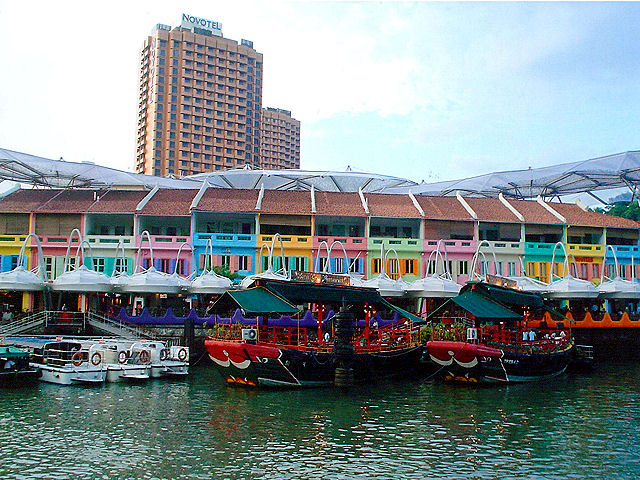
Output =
[{"x1": 0, "y1": 1, "x2": 639, "y2": 185}]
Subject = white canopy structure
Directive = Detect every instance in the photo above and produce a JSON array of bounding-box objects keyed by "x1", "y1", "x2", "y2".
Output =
[
  {"x1": 52, "y1": 265, "x2": 112, "y2": 293},
  {"x1": 0, "y1": 234, "x2": 48, "y2": 292},
  {"x1": 117, "y1": 267, "x2": 186, "y2": 295},
  {"x1": 0, "y1": 266, "x2": 47, "y2": 292},
  {"x1": 545, "y1": 276, "x2": 599, "y2": 299},
  {"x1": 189, "y1": 239, "x2": 232, "y2": 294},
  {"x1": 51, "y1": 233, "x2": 112, "y2": 293},
  {"x1": 598, "y1": 276, "x2": 640, "y2": 299},
  {"x1": 506, "y1": 276, "x2": 550, "y2": 294},
  {"x1": 189, "y1": 167, "x2": 418, "y2": 193},
  {"x1": 597, "y1": 246, "x2": 640, "y2": 299},
  {"x1": 405, "y1": 275, "x2": 461, "y2": 298},
  {"x1": 389, "y1": 150, "x2": 640, "y2": 200},
  {"x1": 545, "y1": 242, "x2": 599, "y2": 299}
]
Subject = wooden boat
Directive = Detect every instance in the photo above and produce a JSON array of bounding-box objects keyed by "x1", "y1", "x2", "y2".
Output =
[
  {"x1": 205, "y1": 273, "x2": 424, "y2": 388},
  {"x1": 0, "y1": 344, "x2": 40, "y2": 387},
  {"x1": 424, "y1": 281, "x2": 574, "y2": 383}
]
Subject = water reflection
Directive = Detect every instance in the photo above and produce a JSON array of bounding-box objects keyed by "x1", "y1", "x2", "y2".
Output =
[{"x1": 0, "y1": 364, "x2": 639, "y2": 479}]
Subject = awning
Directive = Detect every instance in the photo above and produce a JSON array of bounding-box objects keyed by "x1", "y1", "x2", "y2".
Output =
[
  {"x1": 380, "y1": 298, "x2": 424, "y2": 323},
  {"x1": 262, "y1": 279, "x2": 383, "y2": 305},
  {"x1": 451, "y1": 291, "x2": 521, "y2": 320},
  {"x1": 212, "y1": 287, "x2": 300, "y2": 316}
]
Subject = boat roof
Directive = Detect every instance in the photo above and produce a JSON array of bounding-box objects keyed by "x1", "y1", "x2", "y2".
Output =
[
  {"x1": 4, "y1": 337, "x2": 82, "y2": 349},
  {"x1": 0, "y1": 345, "x2": 29, "y2": 357}
]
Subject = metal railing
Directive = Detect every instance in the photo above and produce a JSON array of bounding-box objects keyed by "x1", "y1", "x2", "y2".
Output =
[{"x1": 0, "y1": 310, "x2": 155, "y2": 339}]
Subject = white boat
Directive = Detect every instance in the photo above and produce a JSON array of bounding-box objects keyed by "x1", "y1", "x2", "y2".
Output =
[
  {"x1": 24, "y1": 339, "x2": 107, "y2": 385},
  {"x1": 130, "y1": 341, "x2": 189, "y2": 378},
  {"x1": 89, "y1": 341, "x2": 151, "y2": 382}
]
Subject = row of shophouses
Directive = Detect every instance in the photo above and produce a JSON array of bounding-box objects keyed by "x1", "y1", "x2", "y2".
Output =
[{"x1": 0, "y1": 185, "x2": 639, "y2": 310}]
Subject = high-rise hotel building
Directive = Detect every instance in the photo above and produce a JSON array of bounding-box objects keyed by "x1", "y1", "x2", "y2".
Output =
[
  {"x1": 135, "y1": 14, "x2": 264, "y2": 176},
  {"x1": 260, "y1": 108, "x2": 301, "y2": 170}
]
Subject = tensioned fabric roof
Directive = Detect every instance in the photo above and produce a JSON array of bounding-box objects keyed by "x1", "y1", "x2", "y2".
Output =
[
  {"x1": 186, "y1": 168, "x2": 418, "y2": 193},
  {"x1": 390, "y1": 151, "x2": 640, "y2": 199},
  {"x1": 0, "y1": 148, "x2": 201, "y2": 189},
  {"x1": 2, "y1": 147, "x2": 640, "y2": 199}
]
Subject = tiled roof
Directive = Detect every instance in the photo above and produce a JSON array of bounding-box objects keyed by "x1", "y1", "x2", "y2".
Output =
[
  {"x1": 87, "y1": 190, "x2": 148, "y2": 213},
  {"x1": 196, "y1": 188, "x2": 257, "y2": 213},
  {"x1": 416, "y1": 196, "x2": 474, "y2": 221},
  {"x1": 137, "y1": 189, "x2": 197, "y2": 216},
  {"x1": 463, "y1": 197, "x2": 520, "y2": 223},
  {"x1": 314, "y1": 192, "x2": 367, "y2": 217},
  {"x1": 0, "y1": 189, "x2": 57, "y2": 212},
  {"x1": 366, "y1": 193, "x2": 422, "y2": 217},
  {"x1": 507, "y1": 199, "x2": 563, "y2": 225},
  {"x1": 259, "y1": 190, "x2": 312, "y2": 214},
  {"x1": 551, "y1": 203, "x2": 640, "y2": 229}
]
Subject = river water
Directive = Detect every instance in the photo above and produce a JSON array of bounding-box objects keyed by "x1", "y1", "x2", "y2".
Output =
[{"x1": 1, "y1": 363, "x2": 639, "y2": 479}]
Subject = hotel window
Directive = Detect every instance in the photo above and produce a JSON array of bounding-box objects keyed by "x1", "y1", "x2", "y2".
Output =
[
  {"x1": 508, "y1": 262, "x2": 517, "y2": 276},
  {"x1": 176, "y1": 259, "x2": 186, "y2": 275},
  {"x1": 495, "y1": 261, "x2": 503, "y2": 276},
  {"x1": 221, "y1": 255, "x2": 231, "y2": 267}
]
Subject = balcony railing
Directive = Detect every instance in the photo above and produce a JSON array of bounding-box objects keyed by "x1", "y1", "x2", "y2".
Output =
[
  {"x1": 314, "y1": 236, "x2": 367, "y2": 249},
  {"x1": 566, "y1": 243, "x2": 603, "y2": 256},
  {"x1": 85, "y1": 235, "x2": 136, "y2": 247},
  {"x1": 424, "y1": 239, "x2": 475, "y2": 252},
  {"x1": 194, "y1": 232, "x2": 255, "y2": 246},
  {"x1": 368, "y1": 237, "x2": 421, "y2": 250},
  {"x1": 259, "y1": 235, "x2": 311, "y2": 247}
]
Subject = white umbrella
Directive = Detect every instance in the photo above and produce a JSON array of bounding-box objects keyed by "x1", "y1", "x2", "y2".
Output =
[
  {"x1": 598, "y1": 276, "x2": 640, "y2": 299},
  {"x1": 190, "y1": 271, "x2": 232, "y2": 294},
  {"x1": 118, "y1": 267, "x2": 185, "y2": 295},
  {"x1": 0, "y1": 265, "x2": 47, "y2": 291},
  {"x1": 544, "y1": 275, "x2": 599, "y2": 299},
  {"x1": 0, "y1": 234, "x2": 48, "y2": 291},
  {"x1": 507, "y1": 276, "x2": 550, "y2": 294},
  {"x1": 405, "y1": 274, "x2": 461, "y2": 298},
  {"x1": 52, "y1": 264, "x2": 112, "y2": 293}
]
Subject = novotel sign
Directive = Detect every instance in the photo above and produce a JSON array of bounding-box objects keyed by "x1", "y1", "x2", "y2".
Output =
[{"x1": 181, "y1": 13, "x2": 222, "y2": 36}]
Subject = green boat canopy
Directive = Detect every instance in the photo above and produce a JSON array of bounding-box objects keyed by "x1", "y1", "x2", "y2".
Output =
[
  {"x1": 213, "y1": 287, "x2": 300, "y2": 316},
  {"x1": 380, "y1": 298, "x2": 424, "y2": 323},
  {"x1": 451, "y1": 290, "x2": 521, "y2": 320}
]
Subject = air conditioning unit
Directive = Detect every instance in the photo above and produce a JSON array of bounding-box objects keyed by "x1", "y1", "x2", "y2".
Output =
[{"x1": 242, "y1": 328, "x2": 258, "y2": 341}]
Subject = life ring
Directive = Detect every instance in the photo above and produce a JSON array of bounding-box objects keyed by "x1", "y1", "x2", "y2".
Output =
[
  {"x1": 139, "y1": 349, "x2": 150, "y2": 364},
  {"x1": 159, "y1": 348, "x2": 168, "y2": 361},
  {"x1": 118, "y1": 351, "x2": 128, "y2": 364},
  {"x1": 91, "y1": 352, "x2": 102, "y2": 366},
  {"x1": 177, "y1": 347, "x2": 188, "y2": 362},
  {"x1": 71, "y1": 351, "x2": 84, "y2": 367}
]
